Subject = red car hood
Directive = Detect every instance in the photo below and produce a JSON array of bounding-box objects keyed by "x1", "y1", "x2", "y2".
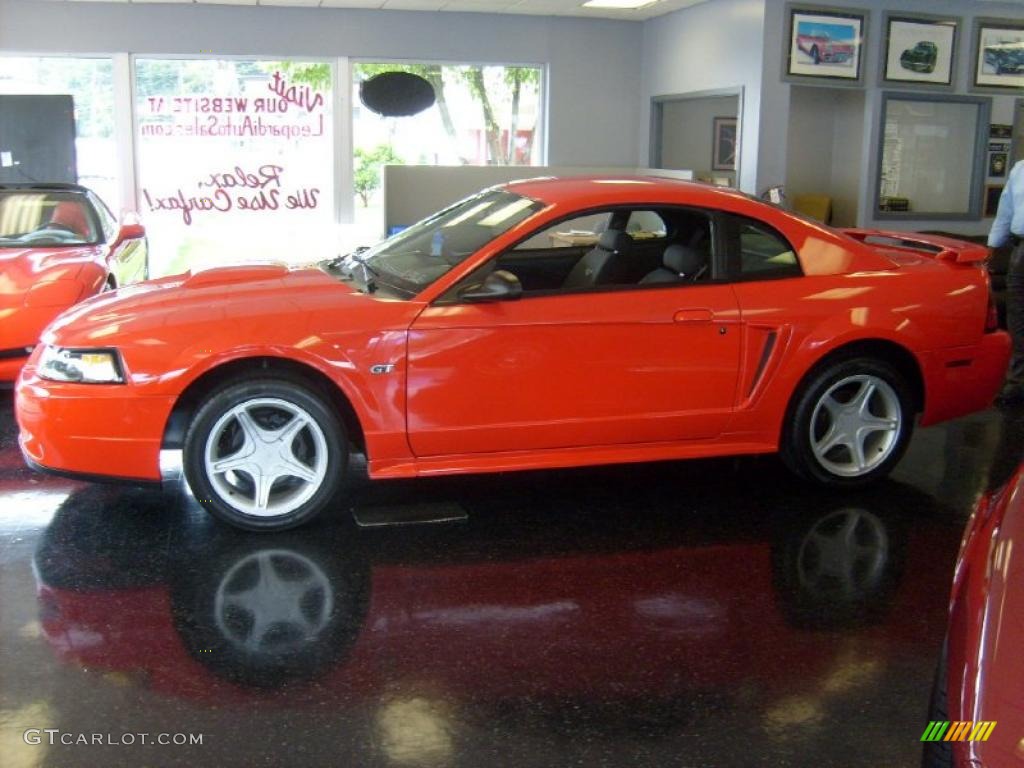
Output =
[
  {"x1": 0, "y1": 245, "x2": 102, "y2": 305},
  {"x1": 40, "y1": 262, "x2": 406, "y2": 349}
]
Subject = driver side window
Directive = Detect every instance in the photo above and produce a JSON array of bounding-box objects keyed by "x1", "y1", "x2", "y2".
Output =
[{"x1": 445, "y1": 207, "x2": 714, "y2": 302}]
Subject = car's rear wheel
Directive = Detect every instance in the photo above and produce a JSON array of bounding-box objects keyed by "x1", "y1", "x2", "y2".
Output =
[
  {"x1": 781, "y1": 357, "x2": 914, "y2": 487},
  {"x1": 183, "y1": 377, "x2": 347, "y2": 531}
]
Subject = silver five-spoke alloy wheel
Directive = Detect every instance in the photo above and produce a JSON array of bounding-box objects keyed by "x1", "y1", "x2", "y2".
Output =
[
  {"x1": 809, "y1": 374, "x2": 901, "y2": 478},
  {"x1": 204, "y1": 397, "x2": 329, "y2": 517}
]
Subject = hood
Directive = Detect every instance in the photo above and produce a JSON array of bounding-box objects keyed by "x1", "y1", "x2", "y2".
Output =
[
  {"x1": 0, "y1": 245, "x2": 103, "y2": 304},
  {"x1": 41, "y1": 263, "x2": 400, "y2": 349}
]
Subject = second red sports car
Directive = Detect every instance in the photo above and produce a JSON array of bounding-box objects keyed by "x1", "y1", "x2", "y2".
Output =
[
  {"x1": 0, "y1": 183, "x2": 148, "y2": 384},
  {"x1": 14, "y1": 177, "x2": 1010, "y2": 530}
]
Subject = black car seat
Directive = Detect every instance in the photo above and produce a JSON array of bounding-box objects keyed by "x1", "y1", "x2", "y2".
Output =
[
  {"x1": 640, "y1": 244, "x2": 707, "y2": 284},
  {"x1": 562, "y1": 230, "x2": 633, "y2": 290}
]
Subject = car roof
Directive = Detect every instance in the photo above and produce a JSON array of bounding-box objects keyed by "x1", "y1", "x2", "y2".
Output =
[
  {"x1": 500, "y1": 175, "x2": 759, "y2": 211},
  {"x1": 0, "y1": 183, "x2": 91, "y2": 194}
]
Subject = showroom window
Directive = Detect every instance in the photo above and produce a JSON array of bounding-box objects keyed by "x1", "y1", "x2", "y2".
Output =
[
  {"x1": 0, "y1": 56, "x2": 118, "y2": 209},
  {"x1": 875, "y1": 93, "x2": 990, "y2": 220},
  {"x1": 134, "y1": 58, "x2": 335, "y2": 277},
  {"x1": 351, "y1": 62, "x2": 544, "y2": 239}
]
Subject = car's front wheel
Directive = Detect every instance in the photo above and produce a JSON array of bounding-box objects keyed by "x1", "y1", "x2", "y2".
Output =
[
  {"x1": 183, "y1": 377, "x2": 347, "y2": 531},
  {"x1": 782, "y1": 357, "x2": 914, "y2": 487}
]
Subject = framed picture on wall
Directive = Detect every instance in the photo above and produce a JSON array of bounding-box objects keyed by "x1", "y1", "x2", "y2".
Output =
[
  {"x1": 989, "y1": 151, "x2": 1008, "y2": 177},
  {"x1": 973, "y1": 19, "x2": 1024, "y2": 91},
  {"x1": 786, "y1": 6, "x2": 867, "y2": 83},
  {"x1": 990, "y1": 123, "x2": 1013, "y2": 139},
  {"x1": 882, "y1": 14, "x2": 958, "y2": 87},
  {"x1": 712, "y1": 117, "x2": 737, "y2": 171}
]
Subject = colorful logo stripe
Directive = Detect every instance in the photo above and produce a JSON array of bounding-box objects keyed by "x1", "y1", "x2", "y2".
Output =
[{"x1": 921, "y1": 721, "x2": 996, "y2": 742}]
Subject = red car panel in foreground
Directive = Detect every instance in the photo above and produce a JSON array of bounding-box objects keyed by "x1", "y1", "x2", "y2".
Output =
[
  {"x1": 14, "y1": 177, "x2": 1011, "y2": 531},
  {"x1": 0, "y1": 184, "x2": 148, "y2": 383},
  {"x1": 929, "y1": 462, "x2": 1024, "y2": 768}
]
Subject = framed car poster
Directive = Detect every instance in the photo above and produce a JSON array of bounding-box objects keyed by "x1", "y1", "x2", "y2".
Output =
[
  {"x1": 883, "y1": 14, "x2": 958, "y2": 87},
  {"x1": 973, "y1": 19, "x2": 1024, "y2": 91},
  {"x1": 786, "y1": 5, "x2": 867, "y2": 84}
]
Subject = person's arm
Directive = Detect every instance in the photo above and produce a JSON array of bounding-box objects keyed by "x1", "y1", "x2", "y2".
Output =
[{"x1": 989, "y1": 166, "x2": 1017, "y2": 247}]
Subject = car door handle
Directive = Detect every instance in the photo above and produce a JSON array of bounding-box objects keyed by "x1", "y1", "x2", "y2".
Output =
[{"x1": 673, "y1": 309, "x2": 714, "y2": 324}]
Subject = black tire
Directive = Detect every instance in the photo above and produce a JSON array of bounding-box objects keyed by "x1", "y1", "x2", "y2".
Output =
[
  {"x1": 183, "y1": 376, "x2": 347, "y2": 532},
  {"x1": 922, "y1": 639, "x2": 952, "y2": 768},
  {"x1": 810, "y1": 45, "x2": 820, "y2": 64},
  {"x1": 781, "y1": 356, "x2": 914, "y2": 487}
]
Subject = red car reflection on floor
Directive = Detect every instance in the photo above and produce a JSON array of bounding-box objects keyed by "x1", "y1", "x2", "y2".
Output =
[{"x1": 33, "y1": 478, "x2": 957, "y2": 712}]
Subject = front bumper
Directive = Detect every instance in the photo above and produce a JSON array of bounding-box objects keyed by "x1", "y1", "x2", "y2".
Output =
[
  {"x1": 920, "y1": 332, "x2": 1012, "y2": 426},
  {"x1": 16, "y1": 362, "x2": 174, "y2": 482}
]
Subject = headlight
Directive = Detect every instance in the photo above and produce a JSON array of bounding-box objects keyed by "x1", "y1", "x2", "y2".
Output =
[{"x1": 37, "y1": 346, "x2": 125, "y2": 384}]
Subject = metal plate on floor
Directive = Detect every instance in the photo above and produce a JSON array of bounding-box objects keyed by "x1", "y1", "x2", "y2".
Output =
[{"x1": 353, "y1": 501, "x2": 468, "y2": 527}]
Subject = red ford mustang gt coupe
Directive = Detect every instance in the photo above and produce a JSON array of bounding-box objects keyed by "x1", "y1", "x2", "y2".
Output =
[
  {"x1": 14, "y1": 177, "x2": 1010, "y2": 531},
  {"x1": 926, "y1": 461, "x2": 1024, "y2": 768},
  {"x1": 0, "y1": 183, "x2": 148, "y2": 384}
]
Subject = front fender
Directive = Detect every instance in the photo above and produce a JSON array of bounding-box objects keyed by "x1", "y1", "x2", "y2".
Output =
[{"x1": 152, "y1": 334, "x2": 411, "y2": 465}]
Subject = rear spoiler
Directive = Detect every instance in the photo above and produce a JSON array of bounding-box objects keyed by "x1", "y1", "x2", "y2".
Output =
[{"x1": 841, "y1": 228, "x2": 990, "y2": 264}]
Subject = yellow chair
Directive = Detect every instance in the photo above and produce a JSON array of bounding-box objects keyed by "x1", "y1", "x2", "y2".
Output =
[{"x1": 792, "y1": 194, "x2": 832, "y2": 224}]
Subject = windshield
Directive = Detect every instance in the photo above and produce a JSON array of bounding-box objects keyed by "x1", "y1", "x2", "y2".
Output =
[
  {"x1": 0, "y1": 191, "x2": 101, "y2": 248},
  {"x1": 360, "y1": 189, "x2": 543, "y2": 294}
]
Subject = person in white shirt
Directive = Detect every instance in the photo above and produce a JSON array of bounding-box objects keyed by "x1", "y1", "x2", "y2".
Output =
[{"x1": 989, "y1": 159, "x2": 1024, "y2": 406}]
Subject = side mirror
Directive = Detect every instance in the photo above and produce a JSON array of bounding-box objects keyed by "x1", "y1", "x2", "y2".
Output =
[
  {"x1": 115, "y1": 215, "x2": 146, "y2": 244},
  {"x1": 458, "y1": 270, "x2": 523, "y2": 303}
]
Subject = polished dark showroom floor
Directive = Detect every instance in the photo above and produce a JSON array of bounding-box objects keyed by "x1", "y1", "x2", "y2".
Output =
[{"x1": 1, "y1": 392, "x2": 1022, "y2": 768}]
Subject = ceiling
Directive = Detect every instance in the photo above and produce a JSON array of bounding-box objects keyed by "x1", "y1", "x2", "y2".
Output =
[{"x1": 50, "y1": 0, "x2": 708, "y2": 21}]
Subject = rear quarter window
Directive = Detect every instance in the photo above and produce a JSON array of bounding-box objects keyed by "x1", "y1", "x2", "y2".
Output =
[{"x1": 729, "y1": 215, "x2": 802, "y2": 279}]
